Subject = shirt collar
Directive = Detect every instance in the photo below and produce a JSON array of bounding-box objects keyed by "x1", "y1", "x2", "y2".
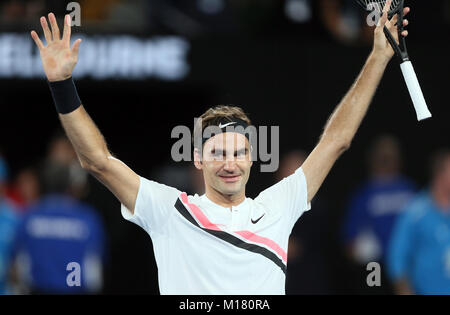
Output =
[{"x1": 200, "y1": 194, "x2": 249, "y2": 211}]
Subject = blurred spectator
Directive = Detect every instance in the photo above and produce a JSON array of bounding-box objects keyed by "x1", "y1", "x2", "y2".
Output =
[
  {"x1": 6, "y1": 167, "x2": 40, "y2": 211},
  {"x1": 43, "y1": 132, "x2": 89, "y2": 200},
  {"x1": 0, "y1": 0, "x2": 147, "y2": 31},
  {"x1": 318, "y1": 0, "x2": 450, "y2": 45},
  {"x1": 1, "y1": 0, "x2": 28, "y2": 21},
  {"x1": 10, "y1": 135, "x2": 105, "y2": 294},
  {"x1": 284, "y1": 0, "x2": 312, "y2": 24},
  {"x1": 387, "y1": 149, "x2": 450, "y2": 295},
  {"x1": 80, "y1": 0, "x2": 147, "y2": 28},
  {"x1": 0, "y1": 154, "x2": 9, "y2": 190},
  {"x1": 0, "y1": 155, "x2": 20, "y2": 295},
  {"x1": 341, "y1": 135, "x2": 416, "y2": 292},
  {"x1": 280, "y1": 150, "x2": 333, "y2": 294},
  {"x1": 0, "y1": 0, "x2": 53, "y2": 22},
  {"x1": 318, "y1": 0, "x2": 368, "y2": 44},
  {"x1": 78, "y1": 0, "x2": 122, "y2": 21},
  {"x1": 152, "y1": 163, "x2": 204, "y2": 196}
]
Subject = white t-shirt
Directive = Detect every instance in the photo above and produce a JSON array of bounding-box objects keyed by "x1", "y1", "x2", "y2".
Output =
[{"x1": 121, "y1": 167, "x2": 311, "y2": 295}]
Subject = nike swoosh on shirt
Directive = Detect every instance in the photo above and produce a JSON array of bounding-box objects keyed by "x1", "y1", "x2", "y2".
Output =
[
  {"x1": 219, "y1": 121, "x2": 236, "y2": 129},
  {"x1": 251, "y1": 214, "x2": 265, "y2": 224}
]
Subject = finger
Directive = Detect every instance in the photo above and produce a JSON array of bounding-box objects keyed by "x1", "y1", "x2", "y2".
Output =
[
  {"x1": 71, "y1": 39, "x2": 82, "y2": 56},
  {"x1": 377, "y1": 0, "x2": 391, "y2": 28},
  {"x1": 401, "y1": 30, "x2": 408, "y2": 37},
  {"x1": 62, "y1": 15, "x2": 71, "y2": 45},
  {"x1": 48, "y1": 12, "x2": 60, "y2": 41},
  {"x1": 392, "y1": 8, "x2": 410, "y2": 26},
  {"x1": 30, "y1": 31, "x2": 44, "y2": 49},
  {"x1": 390, "y1": 13, "x2": 398, "y2": 27},
  {"x1": 388, "y1": 18, "x2": 408, "y2": 35},
  {"x1": 382, "y1": 0, "x2": 392, "y2": 14},
  {"x1": 40, "y1": 16, "x2": 52, "y2": 44},
  {"x1": 377, "y1": 8, "x2": 388, "y2": 28},
  {"x1": 403, "y1": 7, "x2": 410, "y2": 18}
]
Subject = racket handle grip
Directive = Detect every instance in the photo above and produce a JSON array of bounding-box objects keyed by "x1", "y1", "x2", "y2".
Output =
[{"x1": 400, "y1": 61, "x2": 432, "y2": 121}]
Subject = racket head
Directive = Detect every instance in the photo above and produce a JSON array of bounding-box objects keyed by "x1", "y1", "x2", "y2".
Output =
[
  {"x1": 356, "y1": 0, "x2": 403, "y2": 17},
  {"x1": 356, "y1": 0, "x2": 408, "y2": 61}
]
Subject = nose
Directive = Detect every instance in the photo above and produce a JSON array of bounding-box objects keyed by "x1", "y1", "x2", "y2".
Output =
[{"x1": 223, "y1": 159, "x2": 237, "y2": 172}]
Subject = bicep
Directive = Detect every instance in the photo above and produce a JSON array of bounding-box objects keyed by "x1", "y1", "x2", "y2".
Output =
[
  {"x1": 90, "y1": 156, "x2": 140, "y2": 214},
  {"x1": 301, "y1": 140, "x2": 347, "y2": 203}
]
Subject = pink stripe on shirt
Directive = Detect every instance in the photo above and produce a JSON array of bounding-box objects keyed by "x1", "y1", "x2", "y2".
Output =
[
  {"x1": 180, "y1": 193, "x2": 222, "y2": 231},
  {"x1": 179, "y1": 193, "x2": 287, "y2": 263}
]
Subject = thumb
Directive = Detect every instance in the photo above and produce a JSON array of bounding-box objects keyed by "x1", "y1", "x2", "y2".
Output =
[{"x1": 71, "y1": 38, "x2": 82, "y2": 56}]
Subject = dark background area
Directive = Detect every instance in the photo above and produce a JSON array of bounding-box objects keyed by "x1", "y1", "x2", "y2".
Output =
[{"x1": 1, "y1": 0, "x2": 449, "y2": 294}]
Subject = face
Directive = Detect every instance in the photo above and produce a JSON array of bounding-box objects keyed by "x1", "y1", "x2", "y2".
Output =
[
  {"x1": 16, "y1": 170, "x2": 40, "y2": 203},
  {"x1": 49, "y1": 138, "x2": 76, "y2": 165},
  {"x1": 194, "y1": 132, "x2": 253, "y2": 197},
  {"x1": 369, "y1": 136, "x2": 401, "y2": 176},
  {"x1": 440, "y1": 157, "x2": 450, "y2": 193}
]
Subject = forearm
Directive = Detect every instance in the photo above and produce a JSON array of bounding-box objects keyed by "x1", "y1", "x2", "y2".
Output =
[
  {"x1": 300, "y1": 4, "x2": 407, "y2": 202},
  {"x1": 32, "y1": 13, "x2": 141, "y2": 213},
  {"x1": 59, "y1": 105, "x2": 110, "y2": 172},
  {"x1": 320, "y1": 52, "x2": 389, "y2": 148}
]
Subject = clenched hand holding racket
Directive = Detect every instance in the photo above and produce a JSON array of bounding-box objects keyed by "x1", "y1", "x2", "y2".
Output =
[{"x1": 356, "y1": 0, "x2": 432, "y2": 121}]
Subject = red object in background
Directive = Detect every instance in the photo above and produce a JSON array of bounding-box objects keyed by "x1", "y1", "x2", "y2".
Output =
[{"x1": 5, "y1": 185, "x2": 26, "y2": 212}]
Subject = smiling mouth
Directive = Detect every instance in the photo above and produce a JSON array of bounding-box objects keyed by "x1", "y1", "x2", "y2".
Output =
[{"x1": 218, "y1": 175, "x2": 241, "y2": 183}]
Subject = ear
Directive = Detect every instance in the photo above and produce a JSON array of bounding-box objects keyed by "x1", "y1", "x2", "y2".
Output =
[
  {"x1": 193, "y1": 147, "x2": 203, "y2": 170},
  {"x1": 249, "y1": 144, "x2": 254, "y2": 167}
]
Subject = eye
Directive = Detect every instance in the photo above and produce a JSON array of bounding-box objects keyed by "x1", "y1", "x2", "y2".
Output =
[
  {"x1": 236, "y1": 150, "x2": 246, "y2": 157},
  {"x1": 211, "y1": 150, "x2": 224, "y2": 158}
]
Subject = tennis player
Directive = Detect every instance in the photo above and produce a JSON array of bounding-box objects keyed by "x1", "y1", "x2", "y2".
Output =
[{"x1": 31, "y1": 3, "x2": 409, "y2": 294}]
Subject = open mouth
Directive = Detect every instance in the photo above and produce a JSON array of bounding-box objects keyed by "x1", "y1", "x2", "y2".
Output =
[{"x1": 218, "y1": 174, "x2": 241, "y2": 183}]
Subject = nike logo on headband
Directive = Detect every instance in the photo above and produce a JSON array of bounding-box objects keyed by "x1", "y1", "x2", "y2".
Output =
[{"x1": 219, "y1": 121, "x2": 237, "y2": 129}]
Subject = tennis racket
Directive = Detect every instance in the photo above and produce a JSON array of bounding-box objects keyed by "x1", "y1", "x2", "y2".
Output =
[{"x1": 356, "y1": 0, "x2": 432, "y2": 121}]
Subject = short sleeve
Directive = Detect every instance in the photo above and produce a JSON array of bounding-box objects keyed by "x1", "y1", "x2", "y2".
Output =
[
  {"x1": 255, "y1": 167, "x2": 311, "y2": 229},
  {"x1": 121, "y1": 176, "x2": 182, "y2": 236}
]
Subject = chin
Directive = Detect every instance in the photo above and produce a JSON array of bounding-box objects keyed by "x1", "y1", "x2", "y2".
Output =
[{"x1": 218, "y1": 184, "x2": 241, "y2": 196}]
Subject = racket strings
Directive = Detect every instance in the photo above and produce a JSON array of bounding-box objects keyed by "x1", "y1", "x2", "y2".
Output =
[{"x1": 356, "y1": 0, "x2": 401, "y2": 12}]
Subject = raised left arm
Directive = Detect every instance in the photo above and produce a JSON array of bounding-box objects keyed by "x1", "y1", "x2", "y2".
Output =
[{"x1": 302, "y1": 1, "x2": 410, "y2": 203}]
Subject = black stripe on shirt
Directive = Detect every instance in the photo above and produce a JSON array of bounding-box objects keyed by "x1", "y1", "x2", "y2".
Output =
[{"x1": 174, "y1": 198, "x2": 287, "y2": 274}]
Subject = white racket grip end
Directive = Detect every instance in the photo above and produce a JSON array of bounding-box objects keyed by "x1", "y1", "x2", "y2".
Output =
[{"x1": 400, "y1": 61, "x2": 432, "y2": 121}]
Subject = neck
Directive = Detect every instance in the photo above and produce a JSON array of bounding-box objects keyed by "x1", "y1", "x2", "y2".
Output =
[
  {"x1": 431, "y1": 182, "x2": 450, "y2": 211},
  {"x1": 205, "y1": 186, "x2": 246, "y2": 209}
]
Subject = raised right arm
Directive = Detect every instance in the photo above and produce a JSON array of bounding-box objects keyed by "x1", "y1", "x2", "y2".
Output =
[{"x1": 31, "y1": 13, "x2": 139, "y2": 213}]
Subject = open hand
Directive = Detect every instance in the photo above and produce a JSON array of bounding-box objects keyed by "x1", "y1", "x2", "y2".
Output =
[
  {"x1": 31, "y1": 13, "x2": 81, "y2": 82},
  {"x1": 373, "y1": 0, "x2": 410, "y2": 61}
]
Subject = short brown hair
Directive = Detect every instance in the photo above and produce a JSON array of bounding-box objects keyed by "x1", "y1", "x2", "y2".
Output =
[{"x1": 193, "y1": 105, "x2": 251, "y2": 149}]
